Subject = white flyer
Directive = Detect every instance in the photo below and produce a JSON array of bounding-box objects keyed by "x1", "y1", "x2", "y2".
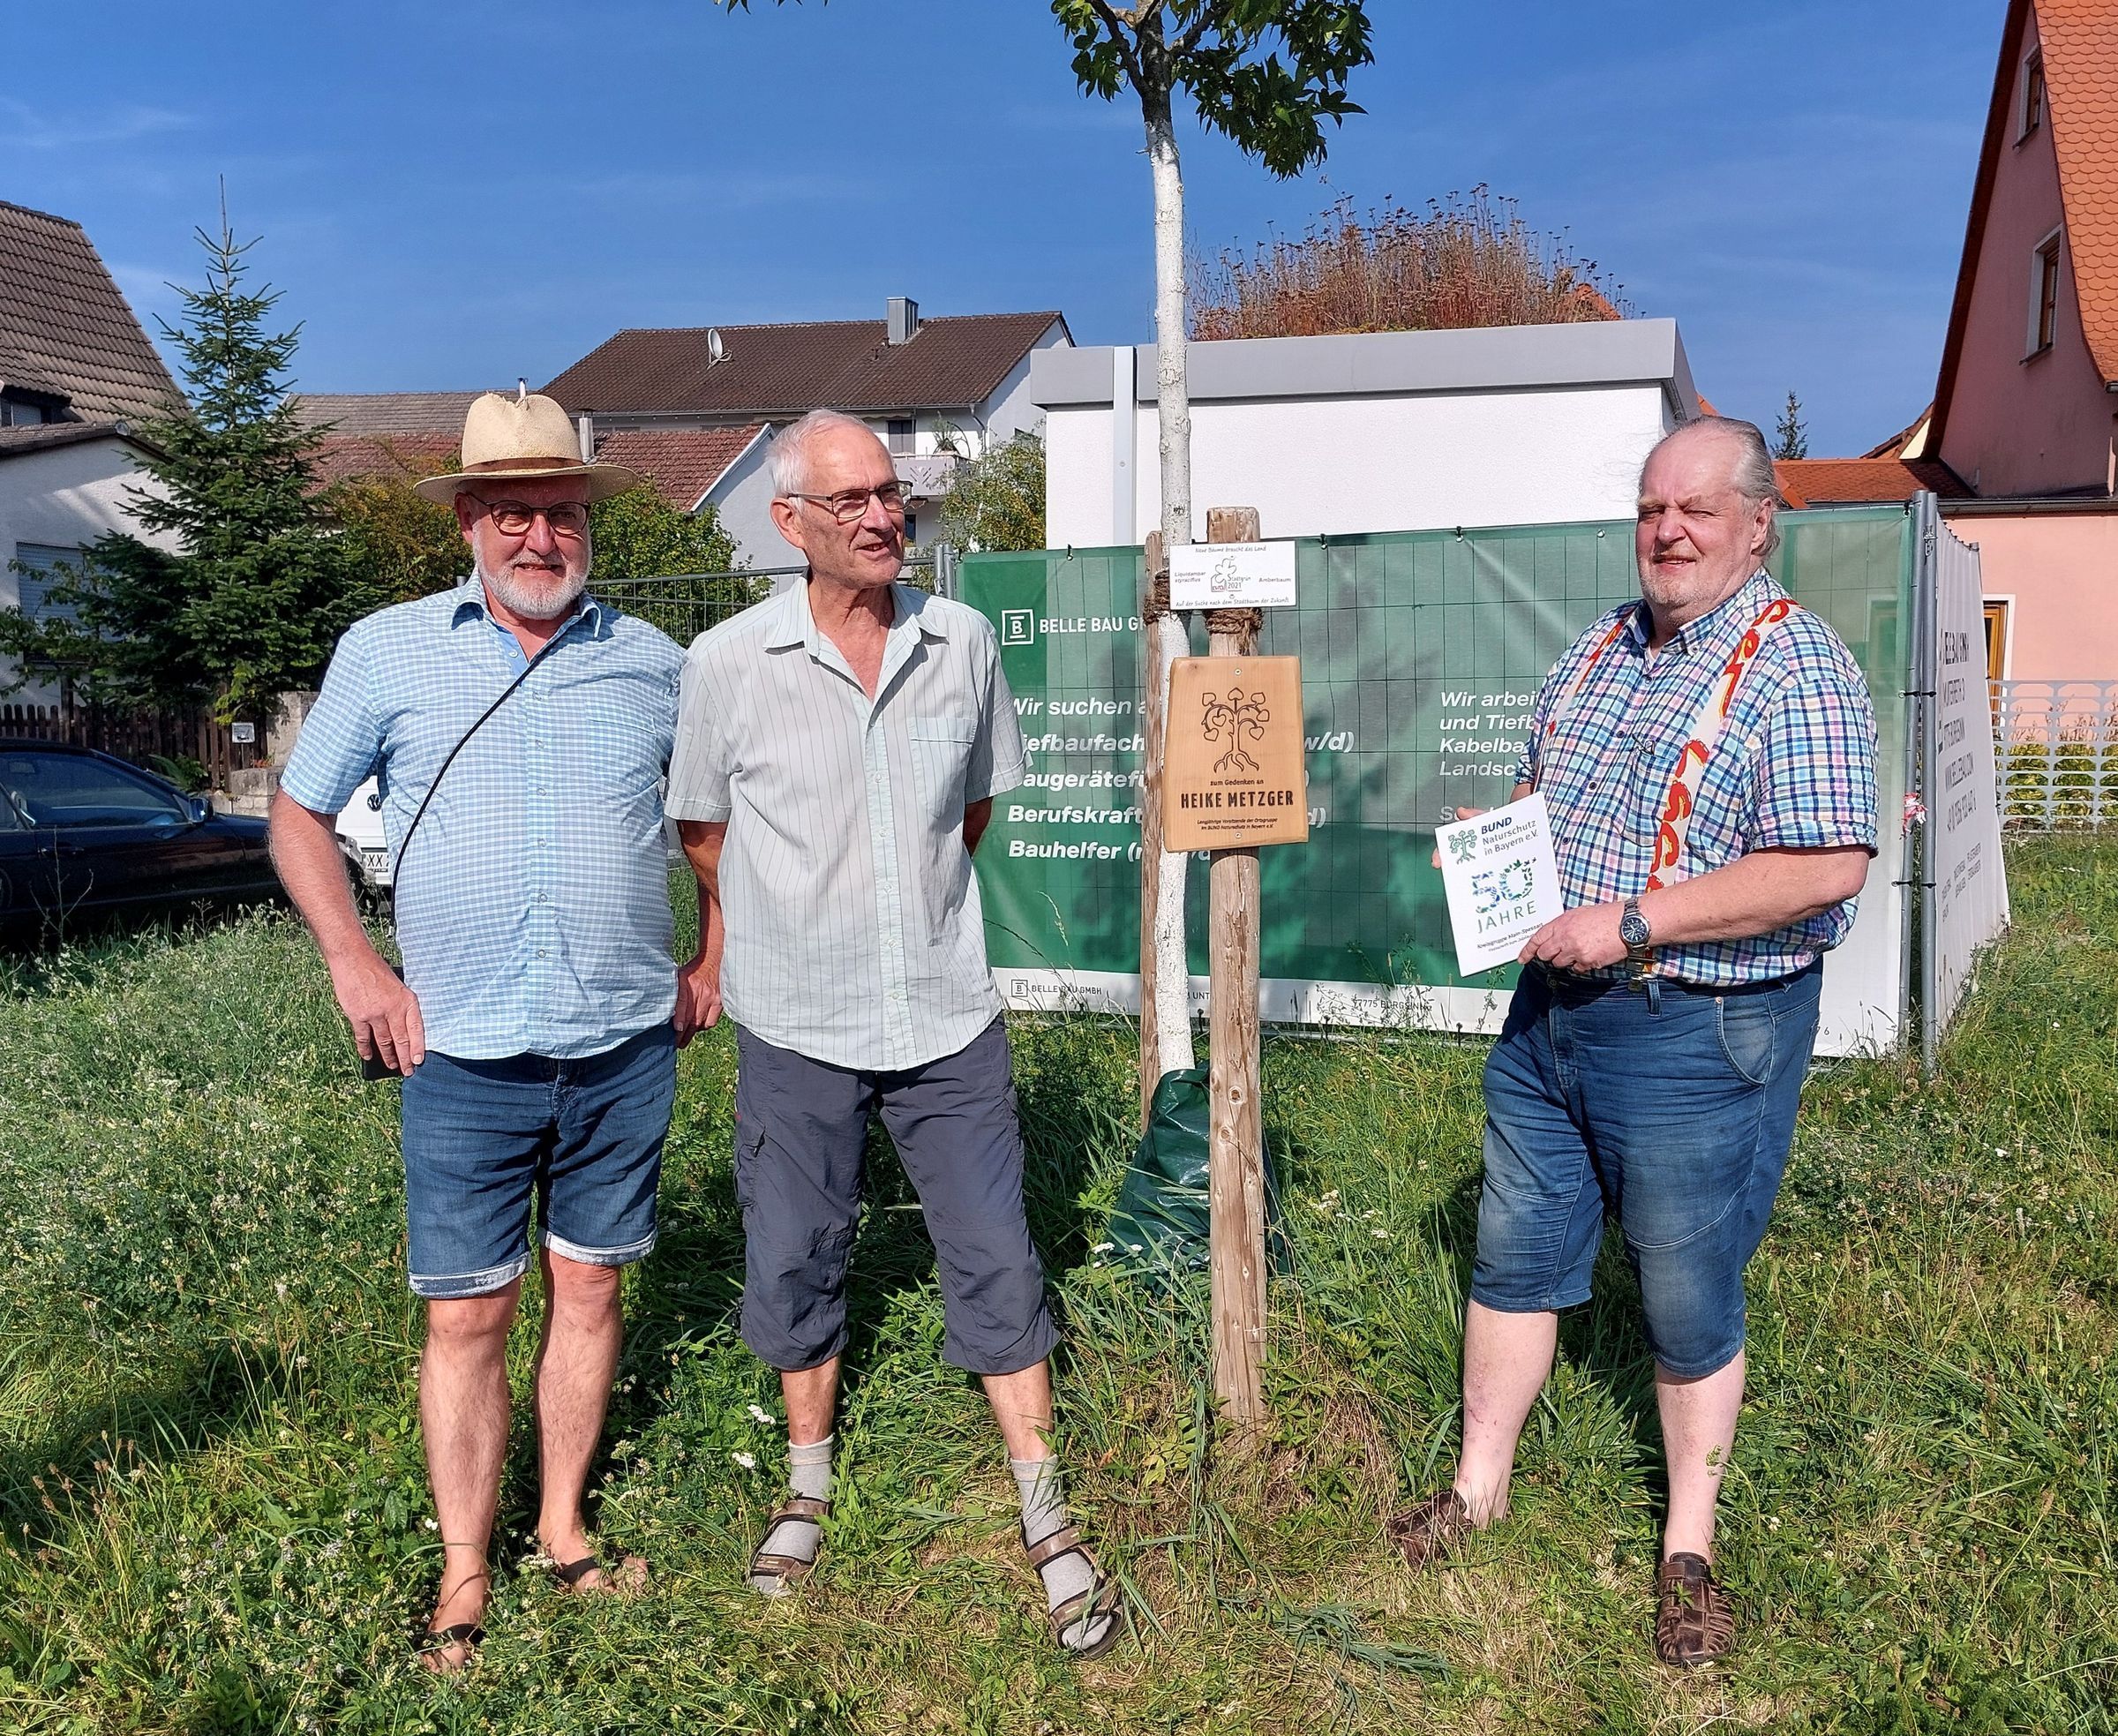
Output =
[
  {"x1": 1435, "y1": 793, "x2": 1565, "y2": 976},
  {"x1": 1168, "y1": 539, "x2": 1298, "y2": 610}
]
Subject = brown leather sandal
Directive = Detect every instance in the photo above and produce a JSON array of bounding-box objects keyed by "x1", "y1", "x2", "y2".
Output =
[
  {"x1": 749, "y1": 1495, "x2": 830, "y2": 1593},
  {"x1": 1386, "y1": 1488, "x2": 1476, "y2": 1569},
  {"x1": 1656, "y1": 1552, "x2": 1737, "y2": 1666},
  {"x1": 1023, "y1": 1522, "x2": 1123, "y2": 1660}
]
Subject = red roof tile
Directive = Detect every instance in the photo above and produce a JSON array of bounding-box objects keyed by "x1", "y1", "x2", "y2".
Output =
[
  {"x1": 2038, "y1": 0, "x2": 2118, "y2": 382},
  {"x1": 1774, "y1": 456, "x2": 1969, "y2": 507},
  {"x1": 309, "y1": 432, "x2": 459, "y2": 490},
  {"x1": 592, "y1": 425, "x2": 766, "y2": 511},
  {"x1": 544, "y1": 312, "x2": 1065, "y2": 417},
  {"x1": 293, "y1": 392, "x2": 492, "y2": 435}
]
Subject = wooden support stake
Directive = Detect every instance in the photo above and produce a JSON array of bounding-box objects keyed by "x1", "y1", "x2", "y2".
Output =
[
  {"x1": 1138, "y1": 529, "x2": 1168, "y2": 1127},
  {"x1": 1203, "y1": 505, "x2": 1267, "y2": 1429}
]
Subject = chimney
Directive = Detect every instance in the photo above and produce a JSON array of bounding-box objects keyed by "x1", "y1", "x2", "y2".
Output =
[{"x1": 887, "y1": 296, "x2": 920, "y2": 345}]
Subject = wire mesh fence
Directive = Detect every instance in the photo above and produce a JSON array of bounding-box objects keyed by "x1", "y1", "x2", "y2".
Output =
[
  {"x1": 1993, "y1": 680, "x2": 2118, "y2": 829},
  {"x1": 593, "y1": 551, "x2": 950, "y2": 647}
]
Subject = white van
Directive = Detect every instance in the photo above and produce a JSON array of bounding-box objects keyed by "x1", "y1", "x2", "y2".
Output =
[{"x1": 335, "y1": 777, "x2": 392, "y2": 891}]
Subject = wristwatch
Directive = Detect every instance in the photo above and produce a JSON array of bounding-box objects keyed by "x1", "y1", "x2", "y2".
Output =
[{"x1": 1619, "y1": 897, "x2": 1653, "y2": 981}]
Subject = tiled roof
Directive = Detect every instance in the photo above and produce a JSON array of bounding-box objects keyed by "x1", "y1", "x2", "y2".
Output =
[
  {"x1": 2037, "y1": 0, "x2": 2118, "y2": 383},
  {"x1": 0, "y1": 419, "x2": 153, "y2": 463},
  {"x1": 291, "y1": 391, "x2": 491, "y2": 435},
  {"x1": 593, "y1": 425, "x2": 767, "y2": 511},
  {"x1": 309, "y1": 432, "x2": 460, "y2": 490},
  {"x1": 545, "y1": 312, "x2": 1065, "y2": 417},
  {"x1": 1773, "y1": 456, "x2": 1970, "y2": 507},
  {"x1": 1862, "y1": 404, "x2": 1934, "y2": 459},
  {"x1": 0, "y1": 200, "x2": 182, "y2": 422}
]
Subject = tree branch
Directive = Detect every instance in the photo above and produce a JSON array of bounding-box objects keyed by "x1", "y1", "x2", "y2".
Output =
[
  {"x1": 1084, "y1": 0, "x2": 1148, "y2": 87},
  {"x1": 1171, "y1": 1, "x2": 1214, "y2": 59}
]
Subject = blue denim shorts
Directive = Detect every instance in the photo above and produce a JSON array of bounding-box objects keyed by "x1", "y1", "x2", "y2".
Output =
[
  {"x1": 398, "y1": 1024, "x2": 678, "y2": 1300},
  {"x1": 1471, "y1": 962, "x2": 1822, "y2": 1378},
  {"x1": 731, "y1": 1018, "x2": 1057, "y2": 1377}
]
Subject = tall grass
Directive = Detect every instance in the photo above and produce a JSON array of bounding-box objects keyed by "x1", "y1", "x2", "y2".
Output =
[{"x1": 0, "y1": 838, "x2": 2111, "y2": 1732}]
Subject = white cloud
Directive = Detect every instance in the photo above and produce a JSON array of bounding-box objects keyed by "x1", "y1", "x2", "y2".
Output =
[{"x1": 0, "y1": 99, "x2": 196, "y2": 151}]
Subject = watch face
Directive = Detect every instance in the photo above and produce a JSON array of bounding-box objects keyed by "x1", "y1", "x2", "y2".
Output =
[{"x1": 1619, "y1": 913, "x2": 1650, "y2": 947}]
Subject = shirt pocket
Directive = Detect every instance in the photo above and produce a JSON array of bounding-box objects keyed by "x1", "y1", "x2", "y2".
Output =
[
  {"x1": 906, "y1": 713, "x2": 978, "y2": 825},
  {"x1": 1621, "y1": 733, "x2": 1671, "y2": 845}
]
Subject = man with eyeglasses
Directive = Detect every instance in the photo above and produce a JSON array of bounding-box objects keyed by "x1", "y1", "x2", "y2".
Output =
[
  {"x1": 271, "y1": 388, "x2": 712, "y2": 1671},
  {"x1": 666, "y1": 409, "x2": 1122, "y2": 1658}
]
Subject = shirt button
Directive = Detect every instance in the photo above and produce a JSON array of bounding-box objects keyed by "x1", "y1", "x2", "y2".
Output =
[
  {"x1": 536, "y1": 892, "x2": 548, "y2": 903},
  {"x1": 537, "y1": 949, "x2": 549, "y2": 958}
]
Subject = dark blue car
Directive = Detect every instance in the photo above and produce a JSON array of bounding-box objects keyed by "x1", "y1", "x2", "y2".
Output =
[{"x1": 0, "y1": 740, "x2": 281, "y2": 936}]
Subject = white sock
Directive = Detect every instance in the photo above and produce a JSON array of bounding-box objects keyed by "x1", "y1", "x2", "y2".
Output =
[
  {"x1": 1011, "y1": 1455, "x2": 1115, "y2": 1651},
  {"x1": 751, "y1": 1433, "x2": 831, "y2": 1596}
]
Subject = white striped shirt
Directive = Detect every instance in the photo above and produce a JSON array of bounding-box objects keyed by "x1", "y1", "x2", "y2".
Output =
[{"x1": 667, "y1": 579, "x2": 1025, "y2": 1071}]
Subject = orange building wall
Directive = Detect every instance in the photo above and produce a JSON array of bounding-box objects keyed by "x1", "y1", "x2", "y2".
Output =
[
  {"x1": 1944, "y1": 507, "x2": 2118, "y2": 681},
  {"x1": 1936, "y1": 10, "x2": 2118, "y2": 498}
]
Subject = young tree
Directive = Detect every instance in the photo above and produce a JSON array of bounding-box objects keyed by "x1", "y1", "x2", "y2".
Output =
[
  {"x1": 936, "y1": 432, "x2": 1047, "y2": 553},
  {"x1": 326, "y1": 445, "x2": 471, "y2": 612},
  {"x1": 1776, "y1": 391, "x2": 1809, "y2": 461},
  {"x1": 1051, "y1": 0, "x2": 1374, "y2": 1086},
  {"x1": 0, "y1": 213, "x2": 354, "y2": 722}
]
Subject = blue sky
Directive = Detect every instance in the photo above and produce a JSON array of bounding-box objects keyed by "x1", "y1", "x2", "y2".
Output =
[{"x1": 5, "y1": 0, "x2": 2001, "y2": 455}]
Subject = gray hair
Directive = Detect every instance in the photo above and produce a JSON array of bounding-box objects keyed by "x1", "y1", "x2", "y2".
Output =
[
  {"x1": 769, "y1": 408, "x2": 882, "y2": 499},
  {"x1": 1647, "y1": 416, "x2": 1783, "y2": 557}
]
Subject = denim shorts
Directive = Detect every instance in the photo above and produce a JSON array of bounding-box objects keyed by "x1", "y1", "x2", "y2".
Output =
[
  {"x1": 398, "y1": 1024, "x2": 678, "y2": 1300},
  {"x1": 1471, "y1": 962, "x2": 1822, "y2": 1378},
  {"x1": 731, "y1": 1018, "x2": 1057, "y2": 1377}
]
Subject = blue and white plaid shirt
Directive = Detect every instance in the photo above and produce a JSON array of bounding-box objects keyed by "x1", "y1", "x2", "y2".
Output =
[
  {"x1": 1513, "y1": 568, "x2": 1878, "y2": 986},
  {"x1": 282, "y1": 577, "x2": 685, "y2": 1059}
]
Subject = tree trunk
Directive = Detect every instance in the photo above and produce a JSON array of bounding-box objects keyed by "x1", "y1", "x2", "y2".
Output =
[{"x1": 1139, "y1": 69, "x2": 1197, "y2": 1093}]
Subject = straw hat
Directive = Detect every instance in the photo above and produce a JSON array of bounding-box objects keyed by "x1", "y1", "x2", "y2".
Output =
[{"x1": 414, "y1": 385, "x2": 642, "y2": 504}]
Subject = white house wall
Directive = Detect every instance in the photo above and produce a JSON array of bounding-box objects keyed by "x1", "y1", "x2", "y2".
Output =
[
  {"x1": 1048, "y1": 384, "x2": 1676, "y2": 547},
  {"x1": 702, "y1": 428, "x2": 789, "y2": 580},
  {"x1": 0, "y1": 438, "x2": 170, "y2": 702}
]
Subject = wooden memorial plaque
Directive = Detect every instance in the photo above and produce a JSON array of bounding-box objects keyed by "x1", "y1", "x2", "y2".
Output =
[{"x1": 1162, "y1": 656, "x2": 1310, "y2": 851}]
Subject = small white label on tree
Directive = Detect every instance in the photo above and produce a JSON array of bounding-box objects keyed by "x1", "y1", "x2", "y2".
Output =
[
  {"x1": 1436, "y1": 793, "x2": 1564, "y2": 976},
  {"x1": 230, "y1": 722, "x2": 256, "y2": 745},
  {"x1": 1169, "y1": 539, "x2": 1297, "y2": 610}
]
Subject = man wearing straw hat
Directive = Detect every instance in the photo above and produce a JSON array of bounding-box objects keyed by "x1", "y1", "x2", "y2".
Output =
[{"x1": 272, "y1": 387, "x2": 713, "y2": 1671}]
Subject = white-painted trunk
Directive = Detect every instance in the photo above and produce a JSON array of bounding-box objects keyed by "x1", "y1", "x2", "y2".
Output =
[{"x1": 1145, "y1": 86, "x2": 1196, "y2": 1080}]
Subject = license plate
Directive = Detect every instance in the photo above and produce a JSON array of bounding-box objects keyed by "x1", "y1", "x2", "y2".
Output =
[{"x1": 361, "y1": 849, "x2": 389, "y2": 873}]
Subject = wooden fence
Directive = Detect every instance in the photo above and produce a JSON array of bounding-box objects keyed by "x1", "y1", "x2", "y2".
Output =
[{"x1": 0, "y1": 703, "x2": 247, "y2": 789}]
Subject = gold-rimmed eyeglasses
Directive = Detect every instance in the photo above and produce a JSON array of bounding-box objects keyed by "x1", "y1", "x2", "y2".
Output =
[
  {"x1": 476, "y1": 499, "x2": 591, "y2": 537},
  {"x1": 787, "y1": 483, "x2": 909, "y2": 523}
]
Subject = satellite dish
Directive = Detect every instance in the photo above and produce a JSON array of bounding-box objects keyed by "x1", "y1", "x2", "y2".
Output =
[{"x1": 707, "y1": 329, "x2": 725, "y2": 365}]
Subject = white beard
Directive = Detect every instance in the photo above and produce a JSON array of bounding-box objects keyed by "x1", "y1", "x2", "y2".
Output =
[{"x1": 478, "y1": 558, "x2": 587, "y2": 623}]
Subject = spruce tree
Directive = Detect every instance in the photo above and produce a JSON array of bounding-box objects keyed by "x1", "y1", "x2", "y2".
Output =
[
  {"x1": 1775, "y1": 390, "x2": 1809, "y2": 461},
  {"x1": 0, "y1": 210, "x2": 354, "y2": 721}
]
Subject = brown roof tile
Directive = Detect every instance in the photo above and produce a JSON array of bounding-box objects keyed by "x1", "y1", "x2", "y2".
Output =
[
  {"x1": 544, "y1": 312, "x2": 1065, "y2": 417},
  {"x1": 0, "y1": 420, "x2": 154, "y2": 463},
  {"x1": 0, "y1": 201, "x2": 182, "y2": 422},
  {"x1": 593, "y1": 425, "x2": 766, "y2": 511},
  {"x1": 291, "y1": 391, "x2": 492, "y2": 435},
  {"x1": 1774, "y1": 456, "x2": 1969, "y2": 507},
  {"x1": 2037, "y1": 0, "x2": 2118, "y2": 383}
]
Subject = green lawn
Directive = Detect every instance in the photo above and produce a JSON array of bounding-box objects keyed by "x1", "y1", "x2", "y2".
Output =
[{"x1": 0, "y1": 838, "x2": 2112, "y2": 1734}]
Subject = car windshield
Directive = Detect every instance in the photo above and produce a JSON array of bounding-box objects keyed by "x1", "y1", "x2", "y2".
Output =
[{"x1": 0, "y1": 751, "x2": 188, "y2": 828}]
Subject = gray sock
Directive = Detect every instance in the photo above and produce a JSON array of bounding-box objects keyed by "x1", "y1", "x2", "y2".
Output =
[
  {"x1": 1011, "y1": 1455, "x2": 1115, "y2": 1651},
  {"x1": 750, "y1": 1433, "x2": 831, "y2": 1597}
]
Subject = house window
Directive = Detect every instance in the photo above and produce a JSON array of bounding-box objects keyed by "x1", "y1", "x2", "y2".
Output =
[
  {"x1": 887, "y1": 417, "x2": 914, "y2": 456},
  {"x1": 2029, "y1": 229, "x2": 2062, "y2": 355},
  {"x1": 2022, "y1": 51, "x2": 2045, "y2": 136},
  {"x1": 1982, "y1": 599, "x2": 2009, "y2": 685},
  {"x1": 0, "y1": 397, "x2": 49, "y2": 426},
  {"x1": 11, "y1": 545, "x2": 86, "y2": 622}
]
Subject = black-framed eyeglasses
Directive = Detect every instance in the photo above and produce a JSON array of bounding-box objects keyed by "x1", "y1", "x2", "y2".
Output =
[
  {"x1": 476, "y1": 499, "x2": 591, "y2": 537},
  {"x1": 788, "y1": 483, "x2": 908, "y2": 524}
]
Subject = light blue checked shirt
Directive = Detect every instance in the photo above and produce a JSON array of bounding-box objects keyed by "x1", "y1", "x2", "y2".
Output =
[
  {"x1": 1513, "y1": 568, "x2": 1879, "y2": 986},
  {"x1": 666, "y1": 579, "x2": 1026, "y2": 1071},
  {"x1": 282, "y1": 576, "x2": 685, "y2": 1059}
]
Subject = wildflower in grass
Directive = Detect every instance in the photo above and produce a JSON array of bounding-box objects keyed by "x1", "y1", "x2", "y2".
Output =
[
  {"x1": 732, "y1": 1451, "x2": 757, "y2": 1470},
  {"x1": 747, "y1": 1403, "x2": 773, "y2": 1425}
]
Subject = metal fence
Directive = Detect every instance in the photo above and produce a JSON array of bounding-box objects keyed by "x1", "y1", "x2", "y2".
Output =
[
  {"x1": 593, "y1": 550, "x2": 955, "y2": 648},
  {"x1": 1992, "y1": 679, "x2": 2118, "y2": 829}
]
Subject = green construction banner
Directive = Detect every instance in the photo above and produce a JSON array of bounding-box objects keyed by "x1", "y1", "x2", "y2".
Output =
[{"x1": 963, "y1": 511, "x2": 1914, "y2": 1057}]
